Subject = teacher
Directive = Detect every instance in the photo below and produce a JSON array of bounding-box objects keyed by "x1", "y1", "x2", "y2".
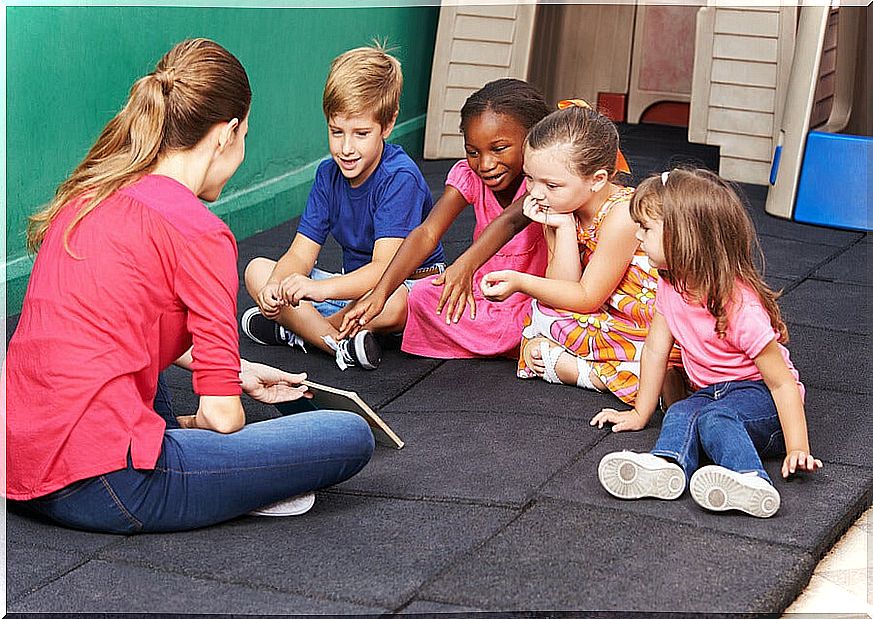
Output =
[{"x1": 4, "y1": 39, "x2": 374, "y2": 533}]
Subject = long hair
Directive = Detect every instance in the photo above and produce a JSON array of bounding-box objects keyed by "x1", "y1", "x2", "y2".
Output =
[
  {"x1": 459, "y1": 78, "x2": 550, "y2": 135},
  {"x1": 27, "y1": 38, "x2": 251, "y2": 255},
  {"x1": 524, "y1": 105, "x2": 620, "y2": 178},
  {"x1": 630, "y1": 167, "x2": 788, "y2": 342}
]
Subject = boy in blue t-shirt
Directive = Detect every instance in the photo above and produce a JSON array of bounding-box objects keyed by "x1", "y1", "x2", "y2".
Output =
[{"x1": 242, "y1": 45, "x2": 445, "y2": 370}]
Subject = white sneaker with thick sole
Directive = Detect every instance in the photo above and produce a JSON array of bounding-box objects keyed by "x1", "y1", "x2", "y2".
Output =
[
  {"x1": 598, "y1": 451, "x2": 686, "y2": 500},
  {"x1": 689, "y1": 465, "x2": 780, "y2": 518},
  {"x1": 248, "y1": 492, "x2": 316, "y2": 517}
]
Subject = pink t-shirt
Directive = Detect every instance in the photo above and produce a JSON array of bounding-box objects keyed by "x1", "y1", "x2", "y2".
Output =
[
  {"x1": 655, "y1": 279, "x2": 803, "y2": 395},
  {"x1": 5, "y1": 175, "x2": 241, "y2": 500}
]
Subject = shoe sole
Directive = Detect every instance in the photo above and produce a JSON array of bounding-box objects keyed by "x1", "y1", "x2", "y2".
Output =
[
  {"x1": 353, "y1": 332, "x2": 381, "y2": 370},
  {"x1": 689, "y1": 465, "x2": 780, "y2": 518},
  {"x1": 598, "y1": 452, "x2": 685, "y2": 500},
  {"x1": 248, "y1": 492, "x2": 316, "y2": 517}
]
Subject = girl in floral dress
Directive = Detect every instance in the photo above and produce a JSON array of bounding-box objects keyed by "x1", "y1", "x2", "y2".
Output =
[{"x1": 480, "y1": 102, "x2": 682, "y2": 405}]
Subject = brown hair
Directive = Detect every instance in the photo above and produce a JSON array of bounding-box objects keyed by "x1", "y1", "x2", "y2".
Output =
[
  {"x1": 26, "y1": 38, "x2": 251, "y2": 255},
  {"x1": 525, "y1": 105, "x2": 620, "y2": 178},
  {"x1": 630, "y1": 167, "x2": 788, "y2": 342},
  {"x1": 322, "y1": 43, "x2": 402, "y2": 128}
]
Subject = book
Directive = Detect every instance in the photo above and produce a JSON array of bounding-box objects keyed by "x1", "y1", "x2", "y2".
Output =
[{"x1": 300, "y1": 380, "x2": 404, "y2": 449}]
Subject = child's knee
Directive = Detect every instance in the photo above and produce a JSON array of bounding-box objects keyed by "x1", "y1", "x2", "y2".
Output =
[{"x1": 244, "y1": 257, "x2": 276, "y2": 292}]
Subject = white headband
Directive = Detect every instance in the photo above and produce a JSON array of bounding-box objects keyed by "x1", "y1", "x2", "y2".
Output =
[{"x1": 661, "y1": 171, "x2": 670, "y2": 186}]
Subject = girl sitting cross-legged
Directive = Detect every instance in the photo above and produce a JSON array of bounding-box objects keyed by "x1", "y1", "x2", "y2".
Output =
[{"x1": 479, "y1": 101, "x2": 683, "y2": 405}]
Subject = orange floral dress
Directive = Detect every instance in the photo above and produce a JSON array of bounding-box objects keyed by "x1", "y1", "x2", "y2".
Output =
[{"x1": 517, "y1": 187, "x2": 682, "y2": 404}]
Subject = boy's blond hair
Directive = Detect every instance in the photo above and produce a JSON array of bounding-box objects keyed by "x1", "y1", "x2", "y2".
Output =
[{"x1": 323, "y1": 44, "x2": 402, "y2": 128}]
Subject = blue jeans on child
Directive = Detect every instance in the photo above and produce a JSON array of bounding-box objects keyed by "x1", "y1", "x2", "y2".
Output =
[
  {"x1": 651, "y1": 379, "x2": 785, "y2": 484},
  {"x1": 21, "y1": 375, "x2": 375, "y2": 533}
]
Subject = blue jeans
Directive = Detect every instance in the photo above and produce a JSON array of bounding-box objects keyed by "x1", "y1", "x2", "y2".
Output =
[
  {"x1": 309, "y1": 267, "x2": 350, "y2": 318},
  {"x1": 21, "y1": 377, "x2": 375, "y2": 533},
  {"x1": 651, "y1": 380, "x2": 785, "y2": 484}
]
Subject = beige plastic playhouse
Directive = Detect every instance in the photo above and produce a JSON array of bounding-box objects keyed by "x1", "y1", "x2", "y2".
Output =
[{"x1": 424, "y1": 3, "x2": 869, "y2": 227}]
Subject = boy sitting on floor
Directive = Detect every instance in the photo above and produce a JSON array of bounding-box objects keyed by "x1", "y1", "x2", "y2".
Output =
[{"x1": 242, "y1": 44, "x2": 445, "y2": 370}]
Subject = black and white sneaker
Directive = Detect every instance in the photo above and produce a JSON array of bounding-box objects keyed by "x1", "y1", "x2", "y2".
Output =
[
  {"x1": 332, "y1": 330, "x2": 382, "y2": 370},
  {"x1": 240, "y1": 307, "x2": 305, "y2": 350}
]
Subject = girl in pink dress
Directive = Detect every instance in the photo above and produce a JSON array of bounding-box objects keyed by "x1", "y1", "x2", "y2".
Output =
[{"x1": 339, "y1": 79, "x2": 550, "y2": 358}]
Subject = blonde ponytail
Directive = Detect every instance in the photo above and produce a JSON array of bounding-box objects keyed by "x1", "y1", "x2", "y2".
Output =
[{"x1": 26, "y1": 38, "x2": 251, "y2": 255}]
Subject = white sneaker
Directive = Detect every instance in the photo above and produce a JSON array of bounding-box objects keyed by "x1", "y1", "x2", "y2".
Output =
[
  {"x1": 248, "y1": 492, "x2": 316, "y2": 517},
  {"x1": 598, "y1": 451, "x2": 686, "y2": 500},
  {"x1": 689, "y1": 465, "x2": 780, "y2": 518}
]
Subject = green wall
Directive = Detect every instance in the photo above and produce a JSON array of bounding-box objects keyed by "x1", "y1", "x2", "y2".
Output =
[{"x1": 4, "y1": 5, "x2": 439, "y2": 315}]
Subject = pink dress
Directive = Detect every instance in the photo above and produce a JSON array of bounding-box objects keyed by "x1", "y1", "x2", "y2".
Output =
[{"x1": 402, "y1": 160, "x2": 548, "y2": 359}]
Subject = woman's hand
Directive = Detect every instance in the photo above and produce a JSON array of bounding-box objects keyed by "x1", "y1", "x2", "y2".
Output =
[
  {"x1": 240, "y1": 359, "x2": 312, "y2": 404},
  {"x1": 434, "y1": 261, "x2": 477, "y2": 323},
  {"x1": 522, "y1": 195, "x2": 576, "y2": 230},
  {"x1": 480, "y1": 270, "x2": 522, "y2": 302},
  {"x1": 338, "y1": 290, "x2": 384, "y2": 339},
  {"x1": 781, "y1": 450, "x2": 823, "y2": 478},
  {"x1": 590, "y1": 407, "x2": 648, "y2": 432}
]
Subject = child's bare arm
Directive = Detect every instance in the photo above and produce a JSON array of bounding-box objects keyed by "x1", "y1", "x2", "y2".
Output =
[
  {"x1": 754, "y1": 340, "x2": 822, "y2": 478},
  {"x1": 495, "y1": 202, "x2": 639, "y2": 312},
  {"x1": 255, "y1": 234, "x2": 320, "y2": 317},
  {"x1": 281, "y1": 237, "x2": 404, "y2": 306},
  {"x1": 338, "y1": 187, "x2": 468, "y2": 336},
  {"x1": 436, "y1": 195, "x2": 530, "y2": 323},
  {"x1": 590, "y1": 311, "x2": 674, "y2": 431}
]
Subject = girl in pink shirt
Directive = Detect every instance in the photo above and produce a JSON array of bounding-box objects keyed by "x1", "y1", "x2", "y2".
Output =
[
  {"x1": 591, "y1": 168, "x2": 821, "y2": 518},
  {"x1": 339, "y1": 79, "x2": 550, "y2": 358}
]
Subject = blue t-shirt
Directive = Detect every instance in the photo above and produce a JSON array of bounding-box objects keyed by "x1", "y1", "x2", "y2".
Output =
[{"x1": 296, "y1": 142, "x2": 445, "y2": 274}]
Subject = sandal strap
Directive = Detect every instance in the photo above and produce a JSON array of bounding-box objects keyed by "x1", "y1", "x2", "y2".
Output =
[{"x1": 540, "y1": 341, "x2": 563, "y2": 384}]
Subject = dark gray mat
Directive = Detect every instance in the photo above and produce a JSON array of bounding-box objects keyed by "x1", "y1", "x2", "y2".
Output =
[
  {"x1": 537, "y1": 429, "x2": 873, "y2": 554},
  {"x1": 803, "y1": 387, "x2": 873, "y2": 468},
  {"x1": 6, "y1": 511, "x2": 121, "y2": 555},
  {"x1": 383, "y1": 357, "x2": 619, "y2": 420},
  {"x1": 95, "y1": 493, "x2": 516, "y2": 609},
  {"x1": 6, "y1": 543, "x2": 86, "y2": 602},
  {"x1": 418, "y1": 499, "x2": 815, "y2": 613},
  {"x1": 779, "y1": 278, "x2": 871, "y2": 335},
  {"x1": 758, "y1": 234, "x2": 849, "y2": 280},
  {"x1": 812, "y1": 240, "x2": 872, "y2": 285},
  {"x1": 337, "y1": 408, "x2": 603, "y2": 505},
  {"x1": 785, "y1": 323, "x2": 871, "y2": 395},
  {"x1": 8, "y1": 558, "x2": 387, "y2": 614},
  {"x1": 399, "y1": 599, "x2": 485, "y2": 614}
]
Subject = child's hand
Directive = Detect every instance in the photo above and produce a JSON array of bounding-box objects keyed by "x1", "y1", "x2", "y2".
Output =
[
  {"x1": 522, "y1": 195, "x2": 575, "y2": 230},
  {"x1": 782, "y1": 450, "x2": 823, "y2": 478},
  {"x1": 435, "y1": 262, "x2": 476, "y2": 323},
  {"x1": 256, "y1": 282, "x2": 284, "y2": 319},
  {"x1": 480, "y1": 270, "x2": 519, "y2": 302},
  {"x1": 278, "y1": 274, "x2": 325, "y2": 306},
  {"x1": 590, "y1": 407, "x2": 648, "y2": 432},
  {"x1": 338, "y1": 290, "x2": 384, "y2": 339}
]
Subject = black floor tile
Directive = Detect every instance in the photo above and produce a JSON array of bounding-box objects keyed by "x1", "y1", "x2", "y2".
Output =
[
  {"x1": 418, "y1": 500, "x2": 814, "y2": 613},
  {"x1": 6, "y1": 543, "x2": 85, "y2": 602},
  {"x1": 780, "y1": 279, "x2": 871, "y2": 335},
  {"x1": 758, "y1": 235, "x2": 847, "y2": 279},
  {"x1": 383, "y1": 357, "x2": 618, "y2": 420},
  {"x1": 9, "y1": 558, "x2": 387, "y2": 614},
  {"x1": 812, "y1": 240, "x2": 873, "y2": 285},
  {"x1": 537, "y1": 430, "x2": 872, "y2": 555},
  {"x1": 786, "y1": 324, "x2": 871, "y2": 395},
  {"x1": 337, "y1": 408, "x2": 603, "y2": 505},
  {"x1": 804, "y1": 387, "x2": 873, "y2": 468},
  {"x1": 96, "y1": 493, "x2": 516, "y2": 609}
]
